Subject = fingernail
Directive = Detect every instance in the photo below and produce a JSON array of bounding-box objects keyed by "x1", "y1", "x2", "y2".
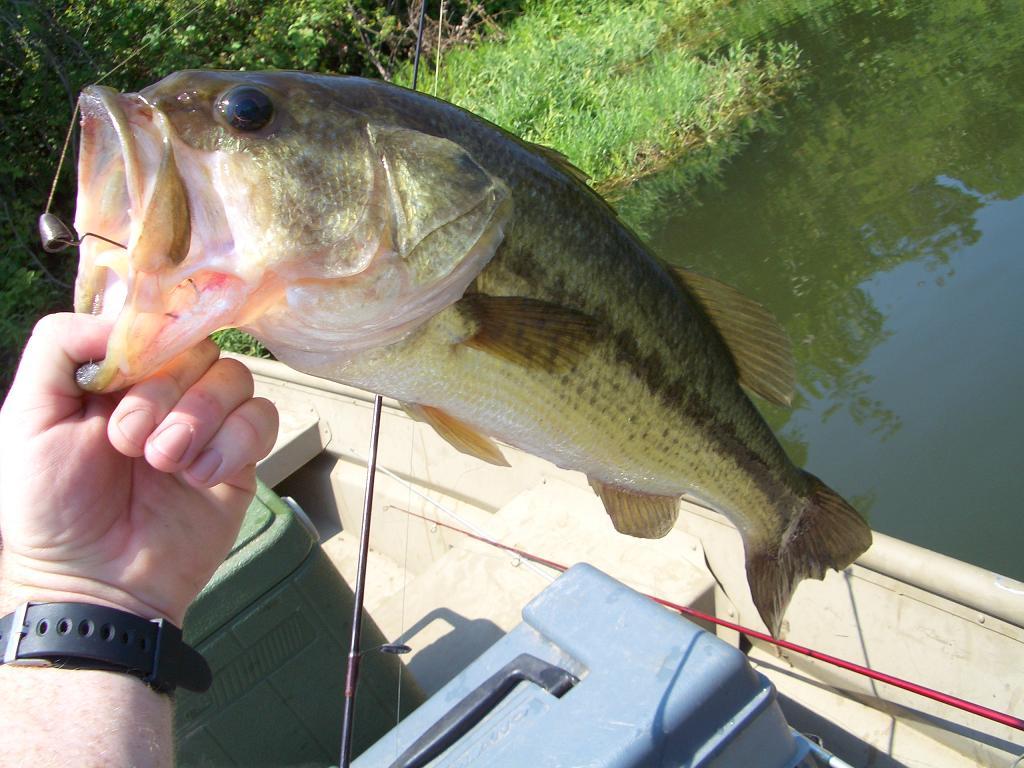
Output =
[
  {"x1": 150, "y1": 422, "x2": 194, "y2": 463},
  {"x1": 116, "y1": 409, "x2": 153, "y2": 448},
  {"x1": 188, "y1": 449, "x2": 223, "y2": 485}
]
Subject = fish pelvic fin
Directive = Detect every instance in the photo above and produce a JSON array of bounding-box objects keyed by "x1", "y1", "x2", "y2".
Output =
[
  {"x1": 400, "y1": 402, "x2": 510, "y2": 467},
  {"x1": 458, "y1": 294, "x2": 596, "y2": 373},
  {"x1": 590, "y1": 479, "x2": 679, "y2": 539},
  {"x1": 747, "y1": 472, "x2": 872, "y2": 637},
  {"x1": 667, "y1": 266, "x2": 795, "y2": 407}
]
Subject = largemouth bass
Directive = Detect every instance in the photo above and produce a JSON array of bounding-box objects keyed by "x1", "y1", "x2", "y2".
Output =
[{"x1": 71, "y1": 71, "x2": 871, "y2": 636}]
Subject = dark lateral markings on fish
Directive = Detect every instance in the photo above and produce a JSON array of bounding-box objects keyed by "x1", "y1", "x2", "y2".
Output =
[{"x1": 71, "y1": 70, "x2": 872, "y2": 637}]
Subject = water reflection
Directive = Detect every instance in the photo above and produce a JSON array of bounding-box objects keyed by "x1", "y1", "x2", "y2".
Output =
[{"x1": 621, "y1": 0, "x2": 1024, "y2": 576}]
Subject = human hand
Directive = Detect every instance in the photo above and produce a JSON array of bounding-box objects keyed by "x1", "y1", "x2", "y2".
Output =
[{"x1": 0, "y1": 313, "x2": 279, "y2": 625}]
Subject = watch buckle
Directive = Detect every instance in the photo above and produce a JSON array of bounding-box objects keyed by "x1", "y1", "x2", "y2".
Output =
[
  {"x1": 143, "y1": 616, "x2": 167, "y2": 689},
  {"x1": 3, "y1": 602, "x2": 33, "y2": 664}
]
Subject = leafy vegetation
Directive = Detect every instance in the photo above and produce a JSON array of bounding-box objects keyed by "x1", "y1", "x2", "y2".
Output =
[{"x1": 1, "y1": 0, "x2": 800, "y2": 391}]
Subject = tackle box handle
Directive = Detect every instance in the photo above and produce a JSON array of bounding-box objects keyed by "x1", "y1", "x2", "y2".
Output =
[{"x1": 388, "y1": 652, "x2": 579, "y2": 768}]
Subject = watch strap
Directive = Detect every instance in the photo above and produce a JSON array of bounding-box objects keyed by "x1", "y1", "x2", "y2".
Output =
[{"x1": 0, "y1": 602, "x2": 211, "y2": 693}]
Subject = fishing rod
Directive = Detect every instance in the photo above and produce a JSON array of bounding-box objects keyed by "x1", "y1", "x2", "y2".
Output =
[
  {"x1": 337, "y1": 394, "x2": 384, "y2": 766},
  {"x1": 387, "y1": 503, "x2": 1024, "y2": 734},
  {"x1": 337, "y1": 3, "x2": 432, "y2": 766}
]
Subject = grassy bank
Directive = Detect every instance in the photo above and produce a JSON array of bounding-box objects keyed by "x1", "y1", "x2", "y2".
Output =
[{"x1": 408, "y1": 0, "x2": 800, "y2": 199}]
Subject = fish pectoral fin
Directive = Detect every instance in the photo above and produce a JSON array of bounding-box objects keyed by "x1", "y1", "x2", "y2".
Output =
[
  {"x1": 590, "y1": 480, "x2": 679, "y2": 539},
  {"x1": 400, "y1": 402, "x2": 510, "y2": 467},
  {"x1": 457, "y1": 294, "x2": 597, "y2": 373},
  {"x1": 745, "y1": 471, "x2": 872, "y2": 637},
  {"x1": 668, "y1": 266, "x2": 796, "y2": 408}
]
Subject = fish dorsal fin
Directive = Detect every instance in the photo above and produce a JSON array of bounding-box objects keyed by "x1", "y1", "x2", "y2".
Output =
[
  {"x1": 400, "y1": 402, "x2": 510, "y2": 467},
  {"x1": 590, "y1": 479, "x2": 679, "y2": 539},
  {"x1": 458, "y1": 294, "x2": 596, "y2": 373},
  {"x1": 529, "y1": 142, "x2": 591, "y2": 185},
  {"x1": 669, "y1": 266, "x2": 795, "y2": 407}
]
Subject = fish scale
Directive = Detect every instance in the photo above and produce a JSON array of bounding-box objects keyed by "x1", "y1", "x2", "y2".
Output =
[{"x1": 71, "y1": 70, "x2": 871, "y2": 636}]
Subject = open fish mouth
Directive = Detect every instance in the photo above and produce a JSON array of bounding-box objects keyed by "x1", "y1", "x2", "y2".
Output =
[{"x1": 73, "y1": 86, "x2": 247, "y2": 392}]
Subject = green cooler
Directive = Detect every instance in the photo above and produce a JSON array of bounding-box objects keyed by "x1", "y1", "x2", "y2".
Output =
[{"x1": 174, "y1": 482, "x2": 423, "y2": 766}]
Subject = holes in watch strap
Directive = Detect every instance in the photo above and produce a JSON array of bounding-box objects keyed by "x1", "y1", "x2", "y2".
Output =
[{"x1": 21, "y1": 613, "x2": 154, "y2": 653}]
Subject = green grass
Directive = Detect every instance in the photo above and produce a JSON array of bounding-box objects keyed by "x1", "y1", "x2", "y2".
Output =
[
  {"x1": 218, "y1": 0, "x2": 802, "y2": 358},
  {"x1": 210, "y1": 328, "x2": 272, "y2": 359},
  {"x1": 405, "y1": 0, "x2": 801, "y2": 199}
]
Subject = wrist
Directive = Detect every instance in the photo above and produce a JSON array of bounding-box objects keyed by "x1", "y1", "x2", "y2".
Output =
[{"x1": 0, "y1": 560, "x2": 184, "y2": 626}]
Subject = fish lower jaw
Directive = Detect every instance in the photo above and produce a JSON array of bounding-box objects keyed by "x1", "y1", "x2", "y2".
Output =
[{"x1": 75, "y1": 359, "x2": 116, "y2": 391}]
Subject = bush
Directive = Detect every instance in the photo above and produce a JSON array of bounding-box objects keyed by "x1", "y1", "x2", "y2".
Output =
[{"x1": 0, "y1": 1, "x2": 504, "y2": 387}]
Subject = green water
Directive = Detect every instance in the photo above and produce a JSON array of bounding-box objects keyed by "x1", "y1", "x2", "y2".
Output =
[{"x1": 628, "y1": 0, "x2": 1024, "y2": 578}]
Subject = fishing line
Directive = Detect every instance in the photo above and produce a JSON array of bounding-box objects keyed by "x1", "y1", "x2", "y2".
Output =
[
  {"x1": 393, "y1": 436, "x2": 414, "y2": 752},
  {"x1": 433, "y1": 0, "x2": 445, "y2": 97},
  {"x1": 44, "y1": 104, "x2": 80, "y2": 216},
  {"x1": 41, "y1": 0, "x2": 213, "y2": 223},
  {"x1": 371, "y1": 462, "x2": 555, "y2": 582}
]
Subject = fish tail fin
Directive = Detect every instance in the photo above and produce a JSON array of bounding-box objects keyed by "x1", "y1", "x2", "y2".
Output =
[{"x1": 746, "y1": 472, "x2": 872, "y2": 637}]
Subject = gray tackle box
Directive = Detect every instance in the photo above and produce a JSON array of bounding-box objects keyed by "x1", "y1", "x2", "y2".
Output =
[{"x1": 353, "y1": 562, "x2": 809, "y2": 767}]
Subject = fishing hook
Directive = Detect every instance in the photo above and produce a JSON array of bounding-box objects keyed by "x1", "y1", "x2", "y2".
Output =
[{"x1": 38, "y1": 212, "x2": 126, "y2": 253}]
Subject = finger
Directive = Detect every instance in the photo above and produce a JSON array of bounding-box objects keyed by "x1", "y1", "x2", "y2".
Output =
[
  {"x1": 144, "y1": 357, "x2": 256, "y2": 473},
  {"x1": 197, "y1": 465, "x2": 259, "y2": 532},
  {"x1": 183, "y1": 397, "x2": 279, "y2": 488},
  {"x1": 3, "y1": 314, "x2": 113, "y2": 430},
  {"x1": 108, "y1": 339, "x2": 220, "y2": 456}
]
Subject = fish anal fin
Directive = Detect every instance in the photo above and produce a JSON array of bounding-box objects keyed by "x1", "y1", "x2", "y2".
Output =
[
  {"x1": 458, "y1": 294, "x2": 596, "y2": 373},
  {"x1": 668, "y1": 266, "x2": 796, "y2": 407},
  {"x1": 746, "y1": 471, "x2": 872, "y2": 637},
  {"x1": 590, "y1": 479, "x2": 679, "y2": 539},
  {"x1": 401, "y1": 402, "x2": 510, "y2": 467}
]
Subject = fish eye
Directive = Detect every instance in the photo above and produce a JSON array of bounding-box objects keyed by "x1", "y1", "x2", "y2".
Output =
[{"x1": 217, "y1": 87, "x2": 274, "y2": 132}]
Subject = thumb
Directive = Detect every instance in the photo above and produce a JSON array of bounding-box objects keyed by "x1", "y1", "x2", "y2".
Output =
[{"x1": 3, "y1": 313, "x2": 114, "y2": 430}]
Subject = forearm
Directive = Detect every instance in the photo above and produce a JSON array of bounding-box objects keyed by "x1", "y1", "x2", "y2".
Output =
[
  {"x1": 0, "y1": 664, "x2": 172, "y2": 768},
  {"x1": 0, "y1": 314, "x2": 277, "y2": 768},
  {"x1": 0, "y1": 584, "x2": 174, "y2": 768}
]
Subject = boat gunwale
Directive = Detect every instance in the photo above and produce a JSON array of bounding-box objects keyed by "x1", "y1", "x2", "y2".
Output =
[{"x1": 231, "y1": 352, "x2": 1024, "y2": 631}]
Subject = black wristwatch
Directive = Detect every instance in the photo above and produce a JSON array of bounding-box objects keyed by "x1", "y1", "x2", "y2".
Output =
[{"x1": 0, "y1": 602, "x2": 211, "y2": 694}]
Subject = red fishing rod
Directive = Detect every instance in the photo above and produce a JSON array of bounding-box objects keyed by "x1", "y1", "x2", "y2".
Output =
[{"x1": 396, "y1": 506, "x2": 1024, "y2": 734}]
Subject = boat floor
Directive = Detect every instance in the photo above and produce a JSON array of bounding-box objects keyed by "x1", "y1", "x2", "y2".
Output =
[
  {"x1": 244, "y1": 355, "x2": 1024, "y2": 768},
  {"x1": 312, "y1": 494, "x2": 971, "y2": 768}
]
